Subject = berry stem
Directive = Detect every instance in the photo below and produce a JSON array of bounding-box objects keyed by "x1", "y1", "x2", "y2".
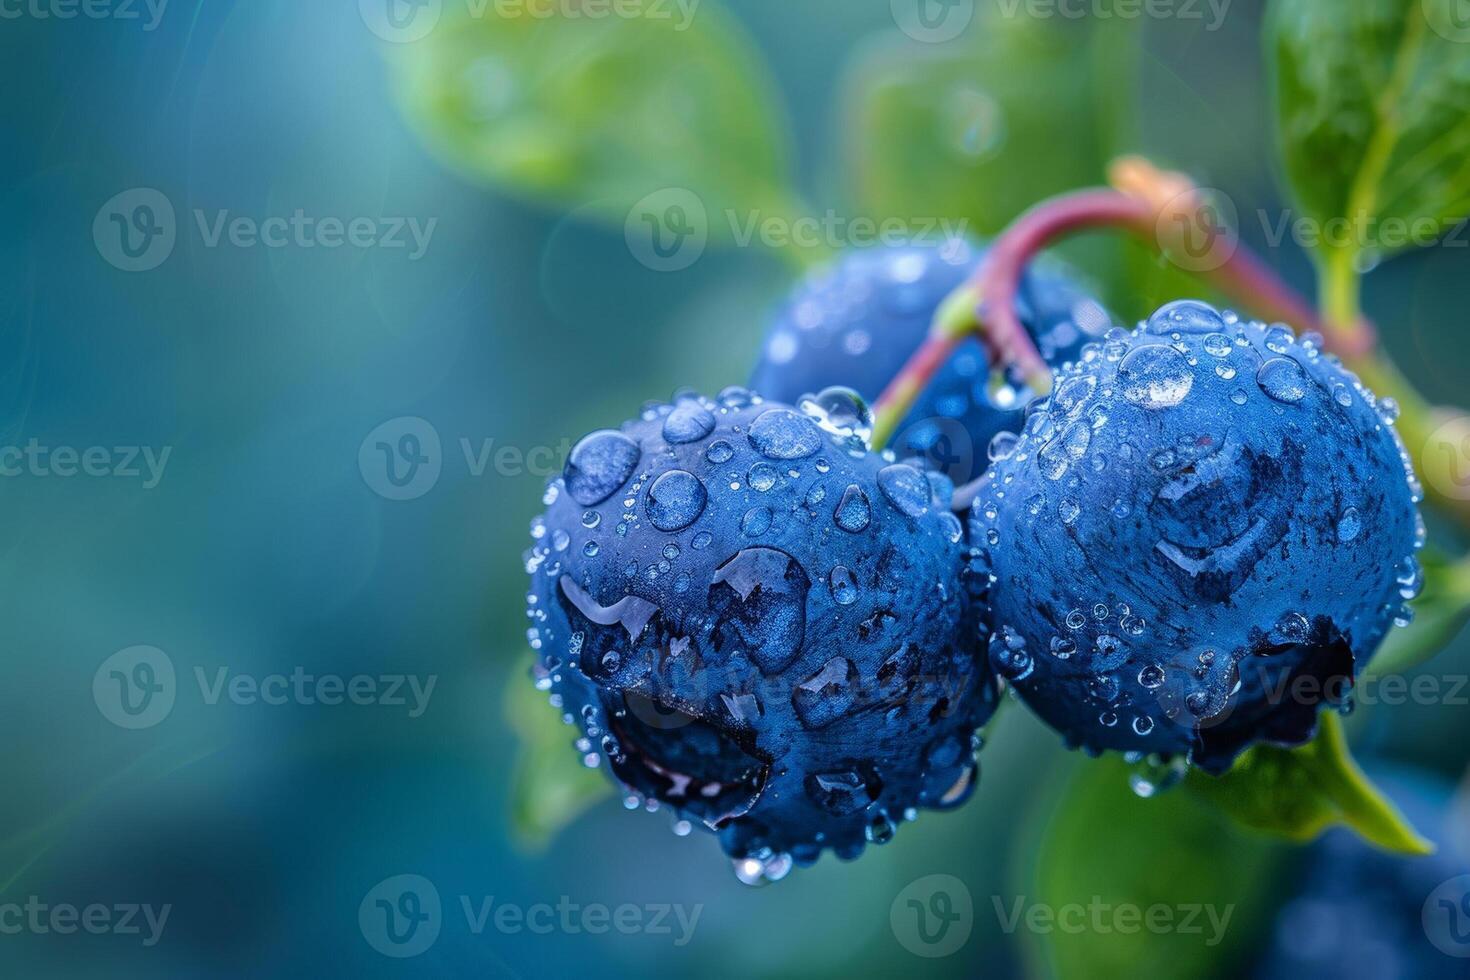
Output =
[{"x1": 869, "y1": 286, "x2": 974, "y2": 451}]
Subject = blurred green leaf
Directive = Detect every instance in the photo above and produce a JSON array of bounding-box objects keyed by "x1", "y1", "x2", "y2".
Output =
[
  {"x1": 844, "y1": 18, "x2": 1129, "y2": 237},
  {"x1": 504, "y1": 662, "x2": 610, "y2": 849},
  {"x1": 1026, "y1": 757, "x2": 1277, "y2": 980},
  {"x1": 842, "y1": 18, "x2": 1219, "y2": 323},
  {"x1": 389, "y1": 0, "x2": 796, "y2": 236},
  {"x1": 1271, "y1": 0, "x2": 1470, "y2": 265},
  {"x1": 1186, "y1": 713, "x2": 1432, "y2": 855},
  {"x1": 1372, "y1": 550, "x2": 1470, "y2": 675}
]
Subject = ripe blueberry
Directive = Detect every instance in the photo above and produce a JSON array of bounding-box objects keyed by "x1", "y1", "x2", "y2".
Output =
[
  {"x1": 749, "y1": 239, "x2": 1112, "y2": 484},
  {"x1": 972, "y1": 301, "x2": 1424, "y2": 772},
  {"x1": 1255, "y1": 765, "x2": 1469, "y2": 976},
  {"x1": 525, "y1": 388, "x2": 996, "y2": 876}
]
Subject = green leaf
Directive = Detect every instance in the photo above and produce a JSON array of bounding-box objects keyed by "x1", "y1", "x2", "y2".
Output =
[
  {"x1": 1371, "y1": 550, "x2": 1470, "y2": 675},
  {"x1": 843, "y1": 18, "x2": 1217, "y2": 323},
  {"x1": 1271, "y1": 0, "x2": 1470, "y2": 265},
  {"x1": 504, "y1": 662, "x2": 611, "y2": 849},
  {"x1": 1024, "y1": 756, "x2": 1277, "y2": 980},
  {"x1": 388, "y1": 1, "x2": 796, "y2": 237},
  {"x1": 845, "y1": 17, "x2": 1131, "y2": 237},
  {"x1": 1186, "y1": 712, "x2": 1432, "y2": 855}
]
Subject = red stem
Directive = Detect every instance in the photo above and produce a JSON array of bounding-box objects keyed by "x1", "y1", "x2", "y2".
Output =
[{"x1": 871, "y1": 166, "x2": 1380, "y2": 451}]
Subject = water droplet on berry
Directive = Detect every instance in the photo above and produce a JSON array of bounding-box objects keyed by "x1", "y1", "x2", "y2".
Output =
[
  {"x1": 1256, "y1": 358, "x2": 1308, "y2": 403},
  {"x1": 564, "y1": 430, "x2": 641, "y2": 506},
  {"x1": 834, "y1": 484, "x2": 872, "y2": 532},
  {"x1": 829, "y1": 565, "x2": 858, "y2": 605},
  {"x1": 748, "y1": 408, "x2": 824, "y2": 460},
  {"x1": 877, "y1": 464, "x2": 929, "y2": 517},
  {"x1": 662, "y1": 402, "x2": 716, "y2": 444},
  {"x1": 1118, "y1": 345, "x2": 1194, "y2": 409},
  {"x1": 1146, "y1": 300, "x2": 1224, "y2": 335},
  {"x1": 646, "y1": 470, "x2": 707, "y2": 532},
  {"x1": 741, "y1": 506, "x2": 773, "y2": 537}
]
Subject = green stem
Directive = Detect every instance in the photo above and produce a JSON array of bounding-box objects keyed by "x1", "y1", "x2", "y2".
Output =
[{"x1": 869, "y1": 283, "x2": 978, "y2": 451}]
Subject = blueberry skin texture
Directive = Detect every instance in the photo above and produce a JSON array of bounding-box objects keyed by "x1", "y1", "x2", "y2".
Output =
[
  {"x1": 973, "y1": 301, "x2": 1423, "y2": 773},
  {"x1": 1255, "y1": 766, "x2": 1470, "y2": 979},
  {"x1": 526, "y1": 390, "x2": 996, "y2": 867},
  {"x1": 749, "y1": 240, "x2": 1112, "y2": 484}
]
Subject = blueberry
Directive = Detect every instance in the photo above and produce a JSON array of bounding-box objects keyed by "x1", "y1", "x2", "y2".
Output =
[
  {"x1": 1254, "y1": 765, "x2": 1470, "y2": 978},
  {"x1": 525, "y1": 389, "x2": 996, "y2": 875},
  {"x1": 749, "y1": 239, "x2": 1112, "y2": 485},
  {"x1": 972, "y1": 303, "x2": 1423, "y2": 773}
]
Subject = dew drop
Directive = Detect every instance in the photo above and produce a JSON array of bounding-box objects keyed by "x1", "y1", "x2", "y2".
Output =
[
  {"x1": 1118, "y1": 345, "x2": 1194, "y2": 409},
  {"x1": 564, "y1": 430, "x2": 641, "y2": 506},
  {"x1": 834, "y1": 484, "x2": 872, "y2": 533},
  {"x1": 646, "y1": 470, "x2": 707, "y2": 532},
  {"x1": 748, "y1": 408, "x2": 824, "y2": 460},
  {"x1": 662, "y1": 403, "x2": 716, "y2": 444},
  {"x1": 829, "y1": 565, "x2": 859, "y2": 605},
  {"x1": 1256, "y1": 358, "x2": 1308, "y2": 404}
]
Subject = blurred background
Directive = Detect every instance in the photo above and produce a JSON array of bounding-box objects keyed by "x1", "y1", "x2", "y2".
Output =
[{"x1": 2, "y1": 0, "x2": 1468, "y2": 976}]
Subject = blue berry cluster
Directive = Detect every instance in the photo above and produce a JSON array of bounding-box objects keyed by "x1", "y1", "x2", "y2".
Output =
[{"x1": 524, "y1": 242, "x2": 1423, "y2": 876}]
